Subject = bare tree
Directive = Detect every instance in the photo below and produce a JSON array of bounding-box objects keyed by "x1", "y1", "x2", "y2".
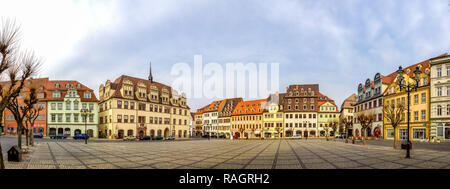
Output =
[
  {"x1": 0, "y1": 19, "x2": 41, "y2": 169},
  {"x1": 21, "y1": 82, "x2": 40, "y2": 146},
  {"x1": 356, "y1": 111, "x2": 376, "y2": 145},
  {"x1": 383, "y1": 102, "x2": 406, "y2": 149},
  {"x1": 328, "y1": 119, "x2": 339, "y2": 142},
  {"x1": 340, "y1": 116, "x2": 353, "y2": 143},
  {"x1": 25, "y1": 103, "x2": 43, "y2": 146},
  {"x1": 322, "y1": 123, "x2": 331, "y2": 141}
]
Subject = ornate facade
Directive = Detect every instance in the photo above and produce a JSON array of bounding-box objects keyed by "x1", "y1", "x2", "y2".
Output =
[
  {"x1": 98, "y1": 65, "x2": 190, "y2": 139},
  {"x1": 430, "y1": 54, "x2": 450, "y2": 140}
]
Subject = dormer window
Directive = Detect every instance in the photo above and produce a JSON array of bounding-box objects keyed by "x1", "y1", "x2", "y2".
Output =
[
  {"x1": 55, "y1": 83, "x2": 60, "y2": 88},
  {"x1": 77, "y1": 83, "x2": 81, "y2": 88},
  {"x1": 65, "y1": 84, "x2": 70, "y2": 88},
  {"x1": 84, "y1": 91, "x2": 91, "y2": 99},
  {"x1": 53, "y1": 91, "x2": 61, "y2": 98}
]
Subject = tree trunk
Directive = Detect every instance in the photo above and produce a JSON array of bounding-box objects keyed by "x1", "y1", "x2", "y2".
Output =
[
  {"x1": 30, "y1": 127, "x2": 34, "y2": 146},
  {"x1": 393, "y1": 129, "x2": 397, "y2": 149},
  {"x1": 0, "y1": 140, "x2": 4, "y2": 169},
  {"x1": 17, "y1": 123, "x2": 23, "y2": 149},
  {"x1": 25, "y1": 128, "x2": 29, "y2": 147}
]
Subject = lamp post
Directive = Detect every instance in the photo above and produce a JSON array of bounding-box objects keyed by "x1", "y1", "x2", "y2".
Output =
[
  {"x1": 80, "y1": 108, "x2": 92, "y2": 144},
  {"x1": 396, "y1": 66, "x2": 422, "y2": 158}
]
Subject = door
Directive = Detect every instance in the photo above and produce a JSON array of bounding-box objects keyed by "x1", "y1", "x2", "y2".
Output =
[{"x1": 118, "y1": 130, "x2": 124, "y2": 139}]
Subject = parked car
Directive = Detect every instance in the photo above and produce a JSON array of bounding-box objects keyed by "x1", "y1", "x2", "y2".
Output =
[
  {"x1": 73, "y1": 134, "x2": 89, "y2": 140},
  {"x1": 33, "y1": 133, "x2": 43, "y2": 138},
  {"x1": 50, "y1": 134, "x2": 66, "y2": 139},
  {"x1": 290, "y1": 134, "x2": 302, "y2": 139},
  {"x1": 139, "y1": 136, "x2": 151, "y2": 141},
  {"x1": 202, "y1": 134, "x2": 210, "y2": 138},
  {"x1": 123, "y1": 135, "x2": 137, "y2": 141},
  {"x1": 218, "y1": 135, "x2": 226, "y2": 139},
  {"x1": 335, "y1": 133, "x2": 346, "y2": 139},
  {"x1": 155, "y1": 136, "x2": 163, "y2": 140},
  {"x1": 166, "y1": 136, "x2": 175, "y2": 141}
]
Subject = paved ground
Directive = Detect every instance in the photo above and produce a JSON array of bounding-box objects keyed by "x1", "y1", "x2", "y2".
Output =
[{"x1": 2, "y1": 136, "x2": 450, "y2": 169}]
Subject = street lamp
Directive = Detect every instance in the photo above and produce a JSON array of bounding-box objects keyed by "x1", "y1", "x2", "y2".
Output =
[
  {"x1": 396, "y1": 66, "x2": 422, "y2": 158},
  {"x1": 80, "y1": 108, "x2": 92, "y2": 144}
]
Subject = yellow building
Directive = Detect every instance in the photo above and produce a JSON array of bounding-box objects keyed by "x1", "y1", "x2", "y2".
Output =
[
  {"x1": 383, "y1": 59, "x2": 431, "y2": 141},
  {"x1": 262, "y1": 93, "x2": 284, "y2": 139},
  {"x1": 98, "y1": 64, "x2": 191, "y2": 139},
  {"x1": 317, "y1": 93, "x2": 340, "y2": 137}
]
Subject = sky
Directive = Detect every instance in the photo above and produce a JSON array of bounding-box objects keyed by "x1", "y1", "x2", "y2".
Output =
[{"x1": 1, "y1": 0, "x2": 450, "y2": 111}]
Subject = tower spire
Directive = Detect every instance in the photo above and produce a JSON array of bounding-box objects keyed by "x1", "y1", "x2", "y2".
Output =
[{"x1": 148, "y1": 61, "x2": 153, "y2": 82}]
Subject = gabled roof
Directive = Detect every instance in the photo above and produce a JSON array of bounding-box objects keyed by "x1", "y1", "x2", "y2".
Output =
[
  {"x1": 232, "y1": 99, "x2": 267, "y2": 116},
  {"x1": 43, "y1": 80, "x2": 98, "y2": 102},
  {"x1": 341, "y1": 93, "x2": 357, "y2": 109}
]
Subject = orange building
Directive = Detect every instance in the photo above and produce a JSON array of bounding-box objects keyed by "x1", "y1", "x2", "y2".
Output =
[
  {"x1": 4, "y1": 78, "x2": 49, "y2": 136},
  {"x1": 231, "y1": 99, "x2": 267, "y2": 139}
]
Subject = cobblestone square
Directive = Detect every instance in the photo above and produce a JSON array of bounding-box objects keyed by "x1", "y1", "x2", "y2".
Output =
[{"x1": 3, "y1": 139, "x2": 450, "y2": 169}]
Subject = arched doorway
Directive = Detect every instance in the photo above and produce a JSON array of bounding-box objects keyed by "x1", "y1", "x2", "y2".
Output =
[
  {"x1": 184, "y1": 130, "x2": 187, "y2": 138},
  {"x1": 164, "y1": 128, "x2": 169, "y2": 138},
  {"x1": 75, "y1": 129, "x2": 82, "y2": 135},
  {"x1": 304, "y1": 131, "x2": 308, "y2": 138},
  {"x1": 355, "y1": 129, "x2": 360, "y2": 137},
  {"x1": 310, "y1": 131, "x2": 316, "y2": 137},
  {"x1": 139, "y1": 130, "x2": 144, "y2": 138},
  {"x1": 118, "y1": 130, "x2": 124, "y2": 139},
  {"x1": 178, "y1": 130, "x2": 182, "y2": 138},
  {"x1": 285, "y1": 130, "x2": 293, "y2": 137},
  {"x1": 374, "y1": 127, "x2": 381, "y2": 138},
  {"x1": 150, "y1": 130, "x2": 155, "y2": 138},
  {"x1": 64, "y1": 128, "x2": 71, "y2": 137},
  {"x1": 87, "y1": 129, "x2": 94, "y2": 137},
  {"x1": 296, "y1": 131, "x2": 302, "y2": 136},
  {"x1": 49, "y1": 128, "x2": 56, "y2": 136},
  {"x1": 127, "y1": 129, "x2": 133, "y2": 136},
  {"x1": 157, "y1": 129, "x2": 162, "y2": 137},
  {"x1": 320, "y1": 131, "x2": 325, "y2": 137},
  {"x1": 235, "y1": 132, "x2": 240, "y2": 138},
  {"x1": 57, "y1": 128, "x2": 63, "y2": 135},
  {"x1": 366, "y1": 127, "x2": 371, "y2": 137}
]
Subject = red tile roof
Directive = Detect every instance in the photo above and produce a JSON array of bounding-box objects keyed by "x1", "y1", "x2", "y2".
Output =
[
  {"x1": 43, "y1": 80, "x2": 98, "y2": 102},
  {"x1": 232, "y1": 99, "x2": 267, "y2": 116}
]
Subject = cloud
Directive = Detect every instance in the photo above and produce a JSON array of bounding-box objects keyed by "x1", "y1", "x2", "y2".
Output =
[{"x1": 2, "y1": 0, "x2": 450, "y2": 111}]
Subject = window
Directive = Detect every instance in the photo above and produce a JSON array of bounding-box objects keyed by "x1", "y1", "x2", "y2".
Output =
[
  {"x1": 413, "y1": 129, "x2": 426, "y2": 139},
  {"x1": 438, "y1": 87, "x2": 442, "y2": 97},
  {"x1": 51, "y1": 114, "x2": 56, "y2": 122},
  {"x1": 57, "y1": 114, "x2": 62, "y2": 122},
  {"x1": 414, "y1": 95, "x2": 418, "y2": 104},
  {"x1": 74, "y1": 114, "x2": 79, "y2": 122},
  {"x1": 66, "y1": 102, "x2": 71, "y2": 110},
  {"x1": 117, "y1": 101, "x2": 122, "y2": 109},
  {"x1": 399, "y1": 129, "x2": 408, "y2": 140},
  {"x1": 117, "y1": 115, "x2": 122, "y2": 123},
  {"x1": 74, "y1": 103, "x2": 79, "y2": 110},
  {"x1": 414, "y1": 111, "x2": 418, "y2": 121},
  {"x1": 437, "y1": 67, "x2": 442, "y2": 77},
  {"x1": 89, "y1": 103, "x2": 94, "y2": 110},
  {"x1": 66, "y1": 114, "x2": 71, "y2": 122},
  {"x1": 422, "y1": 110, "x2": 426, "y2": 120},
  {"x1": 130, "y1": 102, "x2": 135, "y2": 110},
  {"x1": 422, "y1": 93, "x2": 426, "y2": 103},
  {"x1": 89, "y1": 115, "x2": 93, "y2": 122},
  {"x1": 124, "y1": 115, "x2": 128, "y2": 123},
  {"x1": 53, "y1": 91, "x2": 61, "y2": 98},
  {"x1": 387, "y1": 129, "x2": 395, "y2": 138},
  {"x1": 124, "y1": 101, "x2": 128, "y2": 109},
  {"x1": 84, "y1": 91, "x2": 91, "y2": 99},
  {"x1": 438, "y1": 105, "x2": 442, "y2": 116},
  {"x1": 51, "y1": 103, "x2": 56, "y2": 110},
  {"x1": 57, "y1": 103, "x2": 63, "y2": 110},
  {"x1": 447, "y1": 105, "x2": 450, "y2": 115},
  {"x1": 447, "y1": 66, "x2": 450, "y2": 76},
  {"x1": 448, "y1": 87, "x2": 450, "y2": 96}
]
